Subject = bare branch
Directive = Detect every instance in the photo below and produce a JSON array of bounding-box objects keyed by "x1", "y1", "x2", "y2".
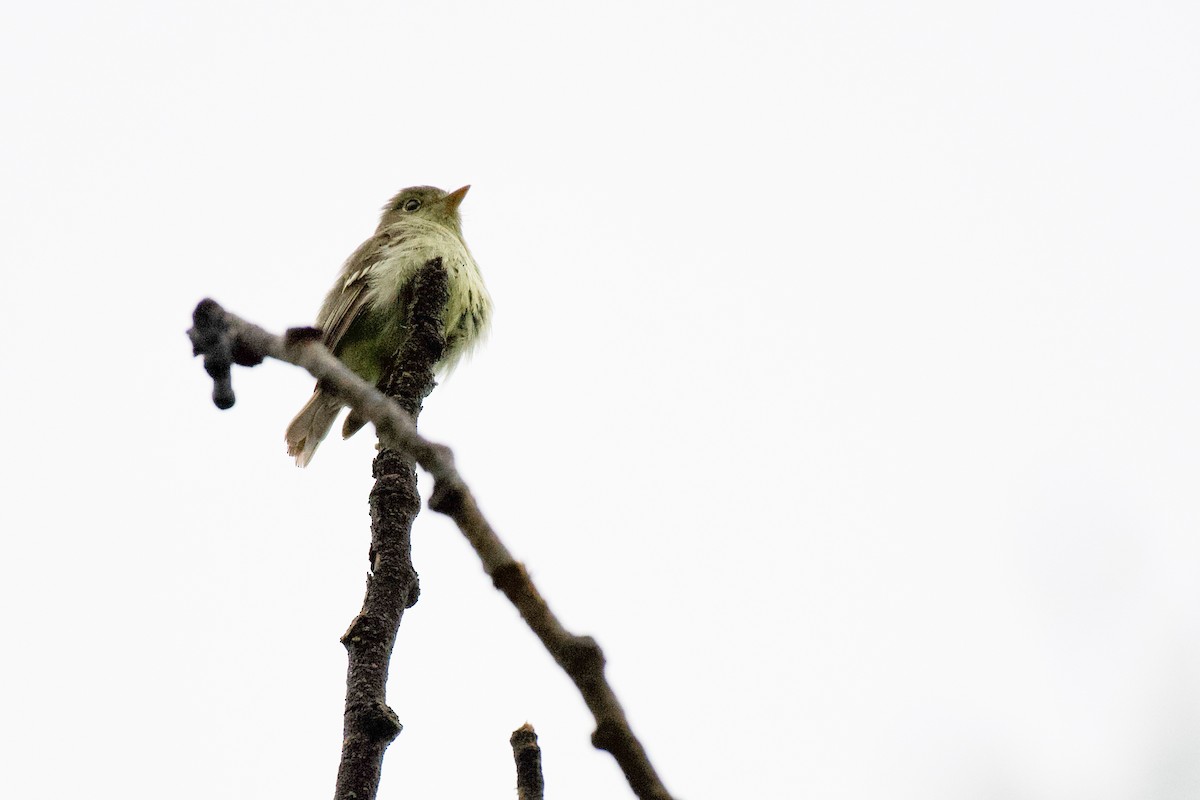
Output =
[
  {"x1": 333, "y1": 259, "x2": 450, "y2": 800},
  {"x1": 188, "y1": 277, "x2": 677, "y2": 800},
  {"x1": 510, "y1": 723, "x2": 544, "y2": 800}
]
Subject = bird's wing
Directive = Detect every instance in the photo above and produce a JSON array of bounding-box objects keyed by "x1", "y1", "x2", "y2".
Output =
[{"x1": 314, "y1": 232, "x2": 392, "y2": 353}]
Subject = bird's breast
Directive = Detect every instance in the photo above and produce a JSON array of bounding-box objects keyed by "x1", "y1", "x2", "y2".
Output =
[{"x1": 364, "y1": 222, "x2": 492, "y2": 372}]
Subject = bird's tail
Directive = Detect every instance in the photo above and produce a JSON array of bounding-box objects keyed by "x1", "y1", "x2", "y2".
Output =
[{"x1": 285, "y1": 390, "x2": 343, "y2": 467}]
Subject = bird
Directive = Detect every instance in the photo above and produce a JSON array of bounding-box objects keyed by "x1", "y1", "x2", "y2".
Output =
[{"x1": 285, "y1": 185, "x2": 491, "y2": 467}]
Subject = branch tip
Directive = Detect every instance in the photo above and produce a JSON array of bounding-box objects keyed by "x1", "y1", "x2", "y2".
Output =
[
  {"x1": 192, "y1": 297, "x2": 222, "y2": 324},
  {"x1": 511, "y1": 723, "x2": 544, "y2": 800},
  {"x1": 187, "y1": 299, "x2": 238, "y2": 409}
]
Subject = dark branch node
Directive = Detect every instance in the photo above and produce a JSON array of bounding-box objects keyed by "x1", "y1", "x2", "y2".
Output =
[
  {"x1": 367, "y1": 704, "x2": 403, "y2": 741},
  {"x1": 590, "y1": 718, "x2": 624, "y2": 753},
  {"x1": 230, "y1": 340, "x2": 264, "y2": 368},
  {"x1": 402, "y1": 580, "x2": 420, "y2": 609},
  {"x1": 188, "y1": 298, "x2": 265, "y2": 410},
  {"x1": 350, "y1": 700, "x2": 403, "y2": 742},
  {"x1": 188, "y1": 298, "x2": 239, "y2": 409},
  {"x1": 340, "y1": 613, "x2": 368, "y2": 646},
  {"x1": 490, "y1": 561, "x2": 526, "y2": 595},
  {"x1": 560, "y1": 634, "x2": 606, "y2": 678},
  {"x1": 427, "y1": 477, "x2": 466, "y2": 515},
  {"x1": 284, "y1": 325, "x2": 323, "y2": 345}
]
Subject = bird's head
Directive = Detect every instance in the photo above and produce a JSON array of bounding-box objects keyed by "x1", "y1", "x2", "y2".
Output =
[{"x1": 379, "y1": 185, "x2": 470, "y2": 233}]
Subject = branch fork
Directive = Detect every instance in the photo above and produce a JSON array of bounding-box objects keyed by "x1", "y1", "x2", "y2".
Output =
[{"x1": 188, "y1": 259, "x2": 675, "y2": 800}]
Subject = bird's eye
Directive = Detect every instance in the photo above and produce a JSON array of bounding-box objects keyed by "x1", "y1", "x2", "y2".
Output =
[{"x1": 402, "y1": 199, "x2": 421, "y2": 212}]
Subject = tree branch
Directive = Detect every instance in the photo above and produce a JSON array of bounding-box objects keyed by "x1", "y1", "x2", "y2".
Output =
[
  {"x1": 333, "y1": 258, "x2": 450, "y2": 800},
  {"x1": 188, "y1": 274, "x2": 676, "y2": 800},
  {"x1": 510, "y1": 723, "x2": 544, "y2": 800}
]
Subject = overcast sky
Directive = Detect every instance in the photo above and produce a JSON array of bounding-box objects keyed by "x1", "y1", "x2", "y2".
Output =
[{"x1": 3, "y1": 2, "x2": 1199, "y2": 798}]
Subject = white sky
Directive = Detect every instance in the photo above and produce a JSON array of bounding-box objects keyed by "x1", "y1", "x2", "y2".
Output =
[{"x1": 3, "y1": 2, "x2": 1199, "y2": 798}]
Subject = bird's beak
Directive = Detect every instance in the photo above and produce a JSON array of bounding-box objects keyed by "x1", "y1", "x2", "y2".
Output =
[{"x1": 443, "y1": 185, "x2": 470, "y2": 211}]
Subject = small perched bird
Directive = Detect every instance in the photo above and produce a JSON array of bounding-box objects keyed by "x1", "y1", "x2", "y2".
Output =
[{"x1": 285, "y1": 185, "x2": 491, "y2": 467}]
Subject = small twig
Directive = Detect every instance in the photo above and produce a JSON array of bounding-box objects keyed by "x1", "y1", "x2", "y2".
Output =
[
  {"x1": 188, "y1": 288, "x2": 677, "y2": 800},
  {"x1": 510, "y1": 723, "x2": 544, "y2": 800}
]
